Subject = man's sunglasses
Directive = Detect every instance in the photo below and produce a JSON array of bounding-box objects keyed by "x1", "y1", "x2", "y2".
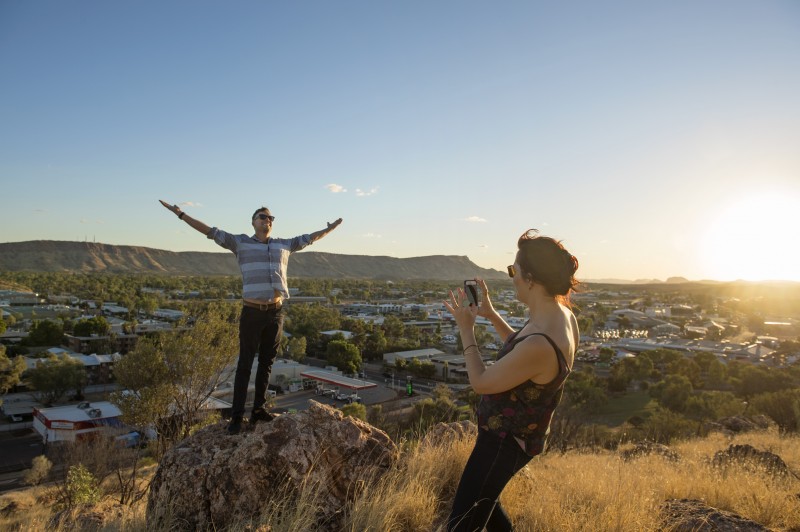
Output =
[
  {"x1": 255, "y1": 214, "x2": 275, "y2": 222},
  {"x1": 507, "y1": 265, "x2": 516, "y2": 278}
]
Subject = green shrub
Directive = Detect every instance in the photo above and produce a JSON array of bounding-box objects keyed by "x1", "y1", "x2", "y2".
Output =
[{"x1": 64, "y1": 464, "x2": 100, "y2": 508}]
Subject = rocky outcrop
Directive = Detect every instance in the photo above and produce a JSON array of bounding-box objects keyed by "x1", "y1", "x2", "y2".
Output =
[
  {"x1": 660, "y1": 498, "x2": 772, "y2": 531},
  {"x1": 146, "y1": 402, "x2": 399, "y2": 531},
  {"x1": 711, "y1": 444, "x2": 791, "y2": 477}
]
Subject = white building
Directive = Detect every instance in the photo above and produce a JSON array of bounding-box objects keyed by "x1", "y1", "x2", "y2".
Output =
[{"x1": 33, "y1": 401, "x2": 124, "y2": 444}]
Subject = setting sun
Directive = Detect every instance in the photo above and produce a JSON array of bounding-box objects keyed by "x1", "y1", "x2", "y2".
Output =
[{"x1": 701, "y1": 192, "x2": 800, "y2": 281}]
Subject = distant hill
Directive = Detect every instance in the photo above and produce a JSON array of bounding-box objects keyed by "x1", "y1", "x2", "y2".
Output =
[{"x1": 0, "y1": 240, "x2": 506, "y2": 281}]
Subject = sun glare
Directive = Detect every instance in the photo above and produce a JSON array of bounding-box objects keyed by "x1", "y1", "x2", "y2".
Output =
[{"x1": 701, "y1": 192, "x2": 800, "y2": 282}]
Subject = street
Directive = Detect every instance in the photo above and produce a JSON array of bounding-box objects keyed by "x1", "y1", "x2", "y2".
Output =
[{"x1": 0, "y1": 431, "x2": 44, "y2": 492}]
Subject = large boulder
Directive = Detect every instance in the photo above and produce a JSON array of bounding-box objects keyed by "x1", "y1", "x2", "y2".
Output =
[
  {"x1": 147, "y1": 401, "x2": 399, "y2": 531},
  {"x1": 711, "y1": 444, "x2": 791, "y2": 477}
]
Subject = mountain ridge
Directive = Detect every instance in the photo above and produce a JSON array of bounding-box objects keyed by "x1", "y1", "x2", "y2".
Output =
[{"x1": 0, "y1": 240, "x2": 506, "y2": 280}]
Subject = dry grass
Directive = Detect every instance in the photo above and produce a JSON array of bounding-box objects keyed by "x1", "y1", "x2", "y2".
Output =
[
  {"x1": 346, "y1": 428, "x2": 800, "y2": 531},
  {"x1": 2, "y1": 429, "x2": 799, "y2": 531}
]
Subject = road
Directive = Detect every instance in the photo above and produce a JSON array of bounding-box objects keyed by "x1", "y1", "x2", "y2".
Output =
[{"x1": 0, "y1": 431, "x2": 44, "y2": 492}]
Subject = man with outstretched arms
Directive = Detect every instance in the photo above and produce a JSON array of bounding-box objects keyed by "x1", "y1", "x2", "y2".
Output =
[{"x1": 159, "y1": 200, "x2": 343, "y2": 434}]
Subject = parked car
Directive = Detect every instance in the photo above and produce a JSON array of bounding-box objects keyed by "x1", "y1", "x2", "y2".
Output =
[{"x1": 335, "y1": 392, "x2": 350, "y2": 401}]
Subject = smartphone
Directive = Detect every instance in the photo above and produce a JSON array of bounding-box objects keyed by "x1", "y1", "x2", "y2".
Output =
[{"x1": 464, "y1": 280, "x2": 479, "y2": 306}]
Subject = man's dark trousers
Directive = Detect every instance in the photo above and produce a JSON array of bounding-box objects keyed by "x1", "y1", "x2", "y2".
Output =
[{"x1": 231, "y1": 305, "x2": 284, "y2": 419}]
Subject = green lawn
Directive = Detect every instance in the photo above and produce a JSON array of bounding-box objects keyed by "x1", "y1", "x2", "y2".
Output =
[{"x1": 594, "y1": 390, "x2": 658, "y2": 427}]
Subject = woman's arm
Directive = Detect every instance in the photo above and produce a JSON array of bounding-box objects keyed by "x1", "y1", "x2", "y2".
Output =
[
  {"x1": 463, "y1": 338, "x2": 555, "y2": 394},
  {"x1": 475, "y1": 278, "x2": 515, "y2": 341},
  {"x1": 446, "y1": 287, "x2": 551, "y2": 394},
  {"x1": 159, "y1": 200, "x2": 211, "y2": 236}
]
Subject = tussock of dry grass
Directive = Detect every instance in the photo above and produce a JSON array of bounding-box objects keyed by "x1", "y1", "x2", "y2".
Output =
[
  {"x1": 346, "y1": 428, "x2": 800, "y2": 532},
  {"x1": 2, "y1": 428, "x2": 799, "y2": 531},
  {"x1": 0, "y1": 485, "x2": 149, "y2": 532}
]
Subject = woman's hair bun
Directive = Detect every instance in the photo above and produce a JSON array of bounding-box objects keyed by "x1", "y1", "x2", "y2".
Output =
[{"x1": 517, "y1": 229, "x2": 579, "y2": 298}]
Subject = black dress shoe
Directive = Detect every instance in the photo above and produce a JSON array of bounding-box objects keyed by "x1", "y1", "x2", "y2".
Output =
[
  {"x1": 250, "y1": 409, "x2": 275, "y2": 424},
  {"x1": 227, "y1": 417, "x2": 243, "y2": 435}
]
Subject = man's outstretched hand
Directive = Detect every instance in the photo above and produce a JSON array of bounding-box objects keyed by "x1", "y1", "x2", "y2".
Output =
[{"x1": 159, "y1": 199, "x2": 181, "y2": 217}]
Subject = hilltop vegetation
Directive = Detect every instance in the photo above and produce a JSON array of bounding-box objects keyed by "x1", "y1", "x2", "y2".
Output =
[{"x1": 1, "y1": 424, "x2": 798, "y2": 531}]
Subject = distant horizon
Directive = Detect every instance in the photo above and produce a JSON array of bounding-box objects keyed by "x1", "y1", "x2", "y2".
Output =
[
  {"x1": 2, "y1": 238, "x2": 799, "y2": 286},
  {"x1": 2, "y1": 2, "x2": 798, "y2": 282}
]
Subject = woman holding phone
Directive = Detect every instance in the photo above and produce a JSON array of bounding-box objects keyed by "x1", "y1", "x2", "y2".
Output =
[{"x1": 443, "y1": 229, "x2": 580, "y2": 531}]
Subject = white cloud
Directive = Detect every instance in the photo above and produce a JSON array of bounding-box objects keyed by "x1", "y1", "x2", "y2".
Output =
[
  {"x1": 362, "y1": 232, "x2": 382, "y2": 238},
  {"x1": 465, "y1": 216, "x2": 487, "y2": 223},
  {"x1": 180, "y1": 201, "x2": 203, "y2": 208},
  {"x1": 325, "y1": 184, "x2": 347, "y2": 193},
  {"x1": 355, "y1": 187, "x2": 379, "y2": 197},
  {"x1": 479, "y1": 244, "x2": 489, "y2": 249}
]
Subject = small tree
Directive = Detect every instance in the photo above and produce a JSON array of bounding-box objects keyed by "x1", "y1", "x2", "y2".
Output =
[
  {"x1": 23, "y1": 455, "x2": 52, "y2": 486},
  {"x1": 25, "y1": 319, "x2": 64, "y2": 346},
  {"x1": 341, "y1": 402, "x2": 367, "y2": 421},
  {"x1": 0, "y1": 346, "x2": 26, "y2": 395},
  {"x1": 650, "y1": 374, "x2": 693, "y2": 412},
  {"x1": 286, "y1": 336, "x2": 307, "y2": 362},
  {"x1": 326, "y1": 339, "x2": 362, "y2": 375},
  {"x1": 63, "y1": 464, "x2": 100, "y2": 508},
  {"x1": 73, "y1": 315, "x2": 111, "y2": 337},
  {"x1": 28, "y1": 354, "x2": 85, "y2": 405},
  {"x1": 640, "y1": 407, "x2": 697, "y2": 444},
  {"x1": 367, "y1": 404, "x2": 385, "y2": 427},
  {"x1": 111, "y1": 303, "x2": 238, "y2": 447},
  {"x1": 751, "y1": 389, "x2": 800, "y2": 433}
]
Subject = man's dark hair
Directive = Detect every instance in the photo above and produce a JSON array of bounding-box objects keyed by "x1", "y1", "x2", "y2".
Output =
[{"x1": 252, "y1": 207, "x2": 270, "y2": 220}]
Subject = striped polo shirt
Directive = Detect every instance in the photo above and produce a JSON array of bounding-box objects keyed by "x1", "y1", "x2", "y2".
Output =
[{"x1": 207, "y1": 228, "x2": 312, "y2": 301}]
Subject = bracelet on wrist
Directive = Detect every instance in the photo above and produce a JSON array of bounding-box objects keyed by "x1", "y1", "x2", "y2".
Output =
[
  {"x1": 462, "y1": 344, "x2": 478, "y2": 354},
  {"x1": 178, "y1": 212, "x2": 186, "y2": 220}
]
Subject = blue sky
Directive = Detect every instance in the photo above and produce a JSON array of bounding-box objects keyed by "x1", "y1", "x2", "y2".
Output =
[{"x1": 1, "y1": 1, "x2": 799, "y2": 282}]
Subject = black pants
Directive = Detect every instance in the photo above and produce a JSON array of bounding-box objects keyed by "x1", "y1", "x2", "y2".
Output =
[
  {"x1": 447, "y1": 430, "x2": 532, "y2": 532},
  {"x1": 231, "y1": 305, "x2": 284, "y2": 419}
]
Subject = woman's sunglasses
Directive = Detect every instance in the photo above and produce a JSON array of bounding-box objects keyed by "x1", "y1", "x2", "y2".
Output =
[
  {"x1": 255, "y1": 214, "x2": 276, "y2": 222},
  {"x1": 507, "y1": 265, "x2": 516, "y2": 278}
]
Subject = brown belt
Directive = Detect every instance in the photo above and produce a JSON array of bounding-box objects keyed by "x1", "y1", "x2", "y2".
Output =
[{"x1": 243, "y1": 300, "x2": 282, "y2": 311}]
